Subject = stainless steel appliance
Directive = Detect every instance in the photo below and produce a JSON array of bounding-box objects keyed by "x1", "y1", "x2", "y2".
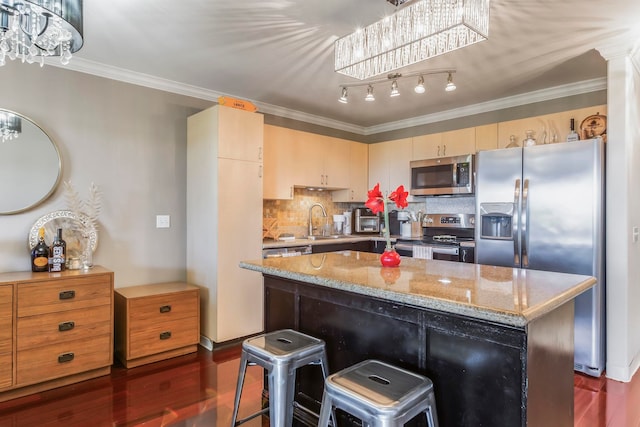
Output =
[
  {"x1": 475, "y1": 138, "x2": 605, "y2": 377},
  {"x1": 354, "y1": 208, "x2": 380, "y2": 234},
  {"x1": 410, "y1": 154, "x2": 474, "y2": 196},
  {"x1": 395, "y1": 213, "x2": 475, "y2": 263}
]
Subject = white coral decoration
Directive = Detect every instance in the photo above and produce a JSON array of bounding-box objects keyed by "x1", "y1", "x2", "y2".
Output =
[{"x1": 63, "y1": 181, "x2": 102, "y2": 237}]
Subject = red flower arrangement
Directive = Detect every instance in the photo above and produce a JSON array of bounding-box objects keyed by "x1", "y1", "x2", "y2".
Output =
[{"x1": 365, "y1": 183, "x2": 409, "y2": 266}]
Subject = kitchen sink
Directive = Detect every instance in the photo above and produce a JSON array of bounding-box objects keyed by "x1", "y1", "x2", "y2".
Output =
[{"x1": 306, "y1": 235, "x2": 342, "y2": 240}]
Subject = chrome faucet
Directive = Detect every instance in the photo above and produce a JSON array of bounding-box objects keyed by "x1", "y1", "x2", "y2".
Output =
[{"x1": 308, "y1": 203, "x2": 327, "y2": 237}]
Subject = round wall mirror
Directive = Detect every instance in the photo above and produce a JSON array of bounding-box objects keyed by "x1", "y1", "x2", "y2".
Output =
[{"x1": 0, "y1": 109, "x2": 62, "y2": 215}]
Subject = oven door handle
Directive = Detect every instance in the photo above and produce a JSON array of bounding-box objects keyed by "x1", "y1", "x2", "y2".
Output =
[{"x1": 431, "y1": 246, "x2": 459, "y2": 256}]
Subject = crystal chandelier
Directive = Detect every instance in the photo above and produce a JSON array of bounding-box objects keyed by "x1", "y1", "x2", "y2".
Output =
[
  {"x1": 0, "y1": 111, "x2": 21, "y2": 142},
  {"x1": 0, "y1": 0, "x2": 83, "y2": 67},
  {"x1": 335, "y1": 0, "x2": 490, "y2": 80}
]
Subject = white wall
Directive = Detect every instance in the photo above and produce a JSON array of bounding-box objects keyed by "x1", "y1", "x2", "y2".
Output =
[
  {"x1": 602, "y1": 47, "x2": 640, "y2": 382},
  {"x1": 0, "y1": 62, "x2": 211, "y2": 287}
]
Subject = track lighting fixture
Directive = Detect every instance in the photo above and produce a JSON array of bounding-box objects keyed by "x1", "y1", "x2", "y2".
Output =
[
  {"x1": 414, "y1": 75, "x2": 426, "y2": 94},
  {"x1": 445, "y1": 73, "x2": 457, "y2": 92},
  {"x1": 339, "y1": 87, "x2": 348, "y2": 104},
  {"x1": 365, "y1": 85, "x2": 375, "y2": 101},
  {"x1": 337, "y1": 69, "x2": 456, "y2": 104}
]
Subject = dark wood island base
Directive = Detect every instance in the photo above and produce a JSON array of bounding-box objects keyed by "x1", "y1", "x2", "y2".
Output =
[{"x1": 241, "y1": 251, "x2": 594, "y2": 427}]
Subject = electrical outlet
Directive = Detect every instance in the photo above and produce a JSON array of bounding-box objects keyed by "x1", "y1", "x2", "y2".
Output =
[
  {"x1": 633, "y1": 226, "x2": 639, "y2": 243},
  {"x1": 156, "y1": 215, "x2": 170, "y2": 229}
]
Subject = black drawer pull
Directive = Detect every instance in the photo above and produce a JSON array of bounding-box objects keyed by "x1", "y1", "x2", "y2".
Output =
[
  {"x1": 59, "y1": 290, "x2": 75, "y2": 300},
  {"x1": 159, "y1": 305, "x2": 172, "y2": 313},
  {"x1": 58, "y1": 321, "x2": 75, "y2": 332},
  {"x1": 159, "y1": 331, "x2": 172, "y2": 340},
  {"x1": 58, "y1": 352, "x2": 75, "y2": 363}
]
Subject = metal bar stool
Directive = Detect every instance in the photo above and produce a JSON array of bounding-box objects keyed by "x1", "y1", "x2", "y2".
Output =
[
  {"x1": 230, "y1": 329, "x2": 334, "y2": 427},
  {"x1": 317, "y1": 359, "x2": 439, "y2": 427}
]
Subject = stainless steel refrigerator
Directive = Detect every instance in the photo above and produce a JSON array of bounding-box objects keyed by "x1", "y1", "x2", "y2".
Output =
[{"x1": 475, "y1": 138, "x2": 605, "y2": 377}]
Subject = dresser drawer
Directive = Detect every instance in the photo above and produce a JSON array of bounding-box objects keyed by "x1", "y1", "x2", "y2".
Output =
[
  {"x1": 128, "y1": 317, "x2": 199, "y2": 359},
  {"x1": 128, "y1": 290, "x2": 198, "y2": 326},
  {"x1": 18, "y1": 274, "x2": 112, "y2": 317},
  {"x1": 16, "y1": 305, "x2": 112, "y2": 351},
  {"x1": 0, "y1": 352, "x2": 12, "y2": 390},
  {"x1": 16, "y1": 334, "x2": 112, "y2": 386},
  {"x1": 0, "y1": 285, "x2": 12, "y2": 354}
]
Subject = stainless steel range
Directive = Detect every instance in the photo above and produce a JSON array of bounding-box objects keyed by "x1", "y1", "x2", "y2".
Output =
[{"x1": 395, "y1": 213, "x2": 475, "y2": 263}]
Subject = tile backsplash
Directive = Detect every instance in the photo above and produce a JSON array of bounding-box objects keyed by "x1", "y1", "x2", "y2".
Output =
[{"x1": 263, "y1": 189, "x2": 476, "y2": 239}]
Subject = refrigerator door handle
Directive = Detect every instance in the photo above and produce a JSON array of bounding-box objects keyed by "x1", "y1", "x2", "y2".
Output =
[
  {"x1": 513, "y1": 179, "x2": 521, "y2": 266},
  {"x1": 521, "y1": 179, "x2": 530, "y2": 267}
]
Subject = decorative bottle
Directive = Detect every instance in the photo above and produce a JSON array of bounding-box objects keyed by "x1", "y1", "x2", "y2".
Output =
[
  {"x1": 31, "y1": 227, "x2": 50, "y2": 272},
  {"x1": 567, "y1": 118, "x2": 580, "y2": 142},
  {"x1": 50, "y1": 228, "x2": 66, "y2": 272}
]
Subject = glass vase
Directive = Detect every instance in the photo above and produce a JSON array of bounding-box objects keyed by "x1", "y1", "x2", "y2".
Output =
[{"x1": 81, "y1": 236, "x2": 93, "y2": 270}]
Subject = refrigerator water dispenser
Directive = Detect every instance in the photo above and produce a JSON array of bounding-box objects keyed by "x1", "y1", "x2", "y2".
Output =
[{"x1": 480, "y1": 203, "x2": 514, "y2": 240}]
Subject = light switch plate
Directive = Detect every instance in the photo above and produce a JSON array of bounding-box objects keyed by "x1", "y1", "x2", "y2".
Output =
[
  {"x1": 156, "y1": 215, "x2": 171, "y2": 228},
  {"x1": 633, "y1": 226, "x2": 639, "y2": 243}
]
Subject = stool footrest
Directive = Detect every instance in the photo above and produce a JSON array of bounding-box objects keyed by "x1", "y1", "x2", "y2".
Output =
[{"x1": 234, "y1": 407, "x2": 269, "y2": 426}]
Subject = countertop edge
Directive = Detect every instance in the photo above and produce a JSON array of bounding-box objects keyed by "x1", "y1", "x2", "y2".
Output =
[{"x1": 240, "y1": 260, "x2": 593, "y2": 327}]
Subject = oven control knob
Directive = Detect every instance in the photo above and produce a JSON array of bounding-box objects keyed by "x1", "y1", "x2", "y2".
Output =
[{"x1": 425, "y1": 217, "x2": 433, "y2": 224}]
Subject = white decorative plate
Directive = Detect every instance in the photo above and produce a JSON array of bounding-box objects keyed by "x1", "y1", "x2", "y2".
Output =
[{"x1": 28, "y1": 210, "x2": 98, "y2": 260}]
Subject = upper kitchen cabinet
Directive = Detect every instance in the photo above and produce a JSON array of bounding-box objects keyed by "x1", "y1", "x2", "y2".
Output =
[
  {"x1": 412, "y1": 128, "x2": 475, "y2": 159},
  {"x1": 332, "y1": 140, "x2": 368, "y2": 202},
  {"x1": 216, "y1": 105, "x2": 264, "y2": 162},
  {"x1": 475, "y1": 123, "x2": 498, "y2": 152},
  {"x1": 369, "y1": 138, "x2": 413, "y2": 200},
  {"x1": 294, "y1": 133, "x2": 350, "y2": 189},
  {"x1": 263, "y1": 124, "x2": 296, "y2": 199},
  {"x1": 187, "y1": 105, "x2": 264, "y2": 345}
]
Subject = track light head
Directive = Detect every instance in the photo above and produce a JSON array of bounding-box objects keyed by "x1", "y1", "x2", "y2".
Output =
[
  {"x1": 339, "y1": 87, "x2": 348, "y2": 103},
  {"x1": 445, "y1": 73, "x2": 456, "y2": 92},
  {"x1": 390, "y1": 79, "x2": 400, "y2": 97},
  {"x1": 414, "y1": 75, "x2": 426, "y2": 94},
  {"x1": 365, "y1": 85, "x2": 375, "y2": 101}
]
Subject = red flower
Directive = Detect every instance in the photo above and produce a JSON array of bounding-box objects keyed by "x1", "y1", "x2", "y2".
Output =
[
  {"x1": 365, "y1": 183, "x2": 385, "y2": 214},
  {"x1": 389, "y1": 185, "x2": 408, "y2": 209}
]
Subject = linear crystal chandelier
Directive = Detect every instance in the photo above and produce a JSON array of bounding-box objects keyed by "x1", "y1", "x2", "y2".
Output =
[
  {"x1": 335, "y1": 0, "x2": 490, "y2": 80},
  {"x1": 338, "y1": 69, "x2": 456, "y2": 104},
  {"x1": 0, "y1": 111, "x2": 21, "y2": 142},
  {"x1": 0, "y1": 0, "x2": 84, "y2": 67}
]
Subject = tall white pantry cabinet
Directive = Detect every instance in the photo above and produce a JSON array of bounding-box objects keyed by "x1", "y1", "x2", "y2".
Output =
[{"x1": 187, "y1": 105, "x2": 264, "y2": 346}]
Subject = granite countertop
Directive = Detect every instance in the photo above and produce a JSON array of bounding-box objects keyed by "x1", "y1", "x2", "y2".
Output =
[{"x1": 240, "y1": 251, "x2": 595, "y2": 327}]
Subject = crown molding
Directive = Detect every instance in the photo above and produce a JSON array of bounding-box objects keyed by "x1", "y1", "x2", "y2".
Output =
[
  {"x1": 51, "y1": 58, "x2": 606, "y2": 137},
  {"x1": 364, "y1": 78, "x2": 608, "y2": 135}
]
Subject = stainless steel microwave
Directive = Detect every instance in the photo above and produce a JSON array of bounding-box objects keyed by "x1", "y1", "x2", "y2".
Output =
[{"x1": 410, "y1": 154, "x2": 474, "y2": 196}]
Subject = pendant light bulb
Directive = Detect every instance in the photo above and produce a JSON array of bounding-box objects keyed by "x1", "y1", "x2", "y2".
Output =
[
  {"x1": 365, "y1": 85, "x2": 375, "y2": 101},
  {"x1": 390, "y1": 79, "x2": 400, "y2": 97},
  {"x1": 339, "y1": 87, "x2": 348, "y2": 103},
  {"x1": 414, "y1": 75, "x2": 426, "y2": 94},
  {"x1": 445, "y1": 73, "x2": 456, "y2": 92}
]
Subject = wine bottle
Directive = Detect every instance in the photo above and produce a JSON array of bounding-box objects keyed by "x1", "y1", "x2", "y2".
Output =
[
  {"x1": 50, "y1": 228, "x2": 66, "y2": 272},
  {"x1": 31, "y1": 227, "x2": 50, "y2": 272},
  {"x1": 567, "y1": 118, "x2": 580, "y2": 142}
]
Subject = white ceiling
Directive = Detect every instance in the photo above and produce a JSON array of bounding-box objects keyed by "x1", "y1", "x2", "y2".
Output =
[{"x1": 64, "y1": 0, "x2": 640, "y2": 134}]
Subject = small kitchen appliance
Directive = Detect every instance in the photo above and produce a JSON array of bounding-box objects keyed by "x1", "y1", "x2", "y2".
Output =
[
  {"x1": 410, "y1": 154, "x2": 474, "y2": 196},
  {"x1": 354, "y1": 208, "x2": 380, "y2": 234}
]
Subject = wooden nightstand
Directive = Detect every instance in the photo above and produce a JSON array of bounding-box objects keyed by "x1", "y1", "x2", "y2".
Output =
[{"x1": 114, "y1": 282, "x2": 200, "y2": 368}]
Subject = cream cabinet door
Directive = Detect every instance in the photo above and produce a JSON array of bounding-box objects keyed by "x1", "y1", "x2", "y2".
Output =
[
  {"x1": 332, "y1": 141, "x2": 368, "y2": 202},
  {"x1": 475, "y1": 124, "x2": 498, "y2": 152},
  {"x1": 217, "y1": 106, "x2": 264, "y2": 162},
  {"x1": 292, "y1": 132, "x2": 325, "y2": 187},
  {"x1": 412, "y1": 133, "x2": 442, "y2": 160},
  {"x1": 369, "y1": 138, "x2": 412, "y2": 198},
  {"x1": 263, "y1": 125, "x2": 295, "y2": 199},
  {"x1": 440, "y1": 127, "x2": 476, "y2": 157},
  {"x1": 323, "y1": 136, "x2": 351, "y2": 189},
  {"x1": 368, "y1": 141, "x2": 389, "y2": 194}
]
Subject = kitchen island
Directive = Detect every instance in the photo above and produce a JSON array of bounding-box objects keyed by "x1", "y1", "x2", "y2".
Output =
[{"x1": 240, "y1": 251, "x2": 596, "y2": 427}]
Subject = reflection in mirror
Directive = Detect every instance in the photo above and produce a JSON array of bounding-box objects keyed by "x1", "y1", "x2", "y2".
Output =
[{"x1": 0, "y1": 109, "x2": 62, "y2": 215}]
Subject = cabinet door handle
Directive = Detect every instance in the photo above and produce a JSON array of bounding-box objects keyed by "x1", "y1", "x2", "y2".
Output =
[
  {"x1": 58, "y1": 352, "x2": 75, "y2": 363},
  {"x1": 325, "y1": 175, "x2": 328, "y2": 185},
  {"x1": 258, "y1": 165, "x2": 263, "y2": 178},
  {"x1": 437, "y1": 145, "x2": 441, "y2": 156},
  {"x1": 258, "y1": 146, "x2": 262, "y2": 160},
  {"x1": 59, "y1": 290, "x2": 75, "y2": 300},
  {"x1": 159, "y1": 305, "x2": 172, "y2": 313},
  {"x1": 443, "y1": 144, "x2": 446, "y2": 156},
  {"x1": 160, "y1": 331, "x2": 172, "y2": 340},
  {"x1": 58, "y1": 321, "x2": 75, "y2": 332}
]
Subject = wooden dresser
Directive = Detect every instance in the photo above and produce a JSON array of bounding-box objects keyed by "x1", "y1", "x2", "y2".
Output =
[
  {"x1": 114, "y1": 282, "x2": 200, "y2": 368},
  {"x1": 0, "y1": 266, "x2": 114, "y2": 402}
]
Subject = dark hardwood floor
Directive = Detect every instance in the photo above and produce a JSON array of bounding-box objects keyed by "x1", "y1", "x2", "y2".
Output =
[{"x1": 0, "y1": 345, "x2": 638, "y2": 427}]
